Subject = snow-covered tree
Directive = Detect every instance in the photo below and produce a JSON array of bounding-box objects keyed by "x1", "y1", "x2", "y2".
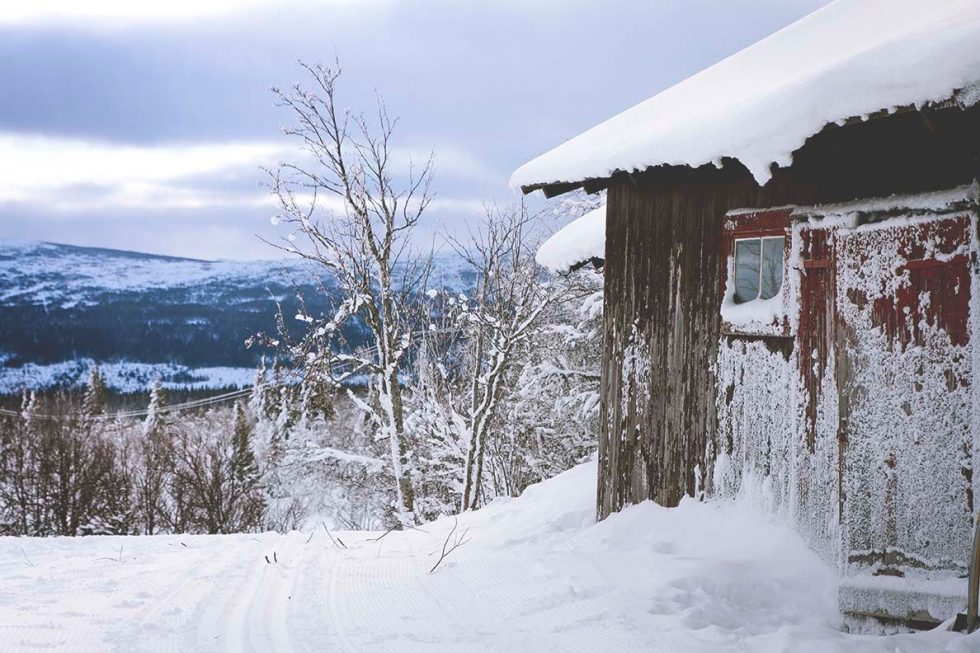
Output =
[
  {"x1": 405, "y1": 333, "x2": 468, "y2": 518},
  {"x1": 143, "y1": 377, "x2": 166, "y2": 437},
  {"x1": 271, "y1": 386, "x2": 293, "y2": 454},
  {"x1": 0, "y1": 392, "x2": 40, "y2": 534},
  {"x1": 230, "y1": 403, "x2": 260, "y2": 487},
  {"x1": 448, "y1": 206, "x2": 559, "y2": 510},
  {"x1": 262, "y1": 62, "x2": 433, "y2": 527},
  {"x1": 82, "y1": 364, "x2": 107, "y2": 417},
  {"x1": 486, "y1": 270, "x2": 603, "y2": 496},
  {"x1": 229, "y1": 402, "x2": 267, "y2": 529},
  {"x1": 248, "y1": 357, "x2": 270, "y2": 422},
  {"x1": 298, "y1": 374, "x2": 333, "y2": 429},
  {"x1": 136, "y1": 379, "x2": 172, "y2": 534},
  {"x1": 406, "y1": 203, "x2": 605, "y2": 513}
]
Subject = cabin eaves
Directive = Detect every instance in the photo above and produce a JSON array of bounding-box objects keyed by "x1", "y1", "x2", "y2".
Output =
[{"x1": 511, "y1": 0, "x2": 980, "y2": 197}]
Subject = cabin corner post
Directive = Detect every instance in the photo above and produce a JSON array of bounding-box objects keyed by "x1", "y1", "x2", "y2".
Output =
[{"x1": 597, "y1": 179, "x2": 723, "y2": 519}]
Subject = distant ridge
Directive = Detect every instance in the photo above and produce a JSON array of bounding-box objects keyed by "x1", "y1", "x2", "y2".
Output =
[
  {"x1": 0, "y1": 239, "x2": 290, "y2": 264},
  {"x1": 0, "y1": 240, "x2": 472, "y2": 392}
]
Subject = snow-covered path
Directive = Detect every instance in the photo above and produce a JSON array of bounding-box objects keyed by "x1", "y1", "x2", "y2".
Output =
[{"x1": 0, "y1": 463, "x2": 977, "y2": 652}]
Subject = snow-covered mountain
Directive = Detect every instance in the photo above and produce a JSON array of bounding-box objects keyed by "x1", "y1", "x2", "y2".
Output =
[
  {"x1": 0, "y1": 241, "x2": 471, "y2": 393},
  {"x1": 0, "y1": 241, "x2": 316, "y2": 308}
]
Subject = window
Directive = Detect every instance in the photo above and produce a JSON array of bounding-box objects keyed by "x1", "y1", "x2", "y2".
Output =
[
  {"x1": 721, "y1": 207, "x2": 792, "y2": 336},
  {"x1": 734, "y1": 236, "x2": 784, "y2": 303}
]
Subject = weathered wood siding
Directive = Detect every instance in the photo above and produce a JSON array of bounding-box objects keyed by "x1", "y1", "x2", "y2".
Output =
[
  {"x1": 597, "y1": 104, "x2": 980, "y2": 521},
  {"x1": 598, "y1": 171, "x2": 809, "y2": 519},
  {"x1": 598, "y1": 179, "x2": 724, "y2": 517}
]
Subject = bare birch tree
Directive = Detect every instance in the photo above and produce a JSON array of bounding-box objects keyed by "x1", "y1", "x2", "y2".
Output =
[
  {"x1": 263, "y1": 62, "x2": 432, "y2": 526},
  {"x1": 449, "y1": 206, "x2": 556, "y2": 511}
]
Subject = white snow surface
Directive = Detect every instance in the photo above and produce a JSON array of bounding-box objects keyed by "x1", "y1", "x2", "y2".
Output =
[
  {"x1": 536, "y1": 205, "x2": 606, "y2": 273},
  {"x1": 1, "y1": 461, "x2": 976, "y2": 652},
  {"x1": 511, "y1": 0, "x2": 980, "y2": 190},
  {"x1": 0, "y1": 360, "x2": 256, "y2": 394}
]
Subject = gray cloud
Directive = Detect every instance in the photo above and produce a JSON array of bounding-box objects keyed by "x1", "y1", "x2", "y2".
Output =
[{"x1": 0, "y1": 0, "x2": 829, "y2": 258}]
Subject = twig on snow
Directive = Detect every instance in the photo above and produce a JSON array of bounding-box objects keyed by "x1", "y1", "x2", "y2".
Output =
[
  {"x1": 367, "y1": 526, "x2": 396, "y2": 543},
  {"x1": 429, "y1": 518, "x2": 470, "y2": 574},
  {"x1": 322, "y1": 521, "x2": 347, "y2": 549}
]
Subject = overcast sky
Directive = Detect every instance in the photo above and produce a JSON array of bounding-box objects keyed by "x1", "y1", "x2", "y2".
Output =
[{"x1": 0, "y1": 0, "x2": 828, "y2": 260}]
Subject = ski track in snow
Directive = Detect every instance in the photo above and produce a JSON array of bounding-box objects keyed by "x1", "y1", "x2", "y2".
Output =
[{"x1": 0, "y1": 462, "x2": 978, "y2": 652}]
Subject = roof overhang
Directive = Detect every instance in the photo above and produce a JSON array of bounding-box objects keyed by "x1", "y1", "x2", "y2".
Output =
[{"x1": 512, "y1": 0, "x2": 980, "y2": 199}]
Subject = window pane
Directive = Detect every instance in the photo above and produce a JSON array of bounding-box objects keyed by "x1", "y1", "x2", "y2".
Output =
[
  {"x1": 734, "y1": 239, "x2": 760, "y2": 304},
  {"x1": 760, "y1": 237, "x2": 784, "y2": 300}
]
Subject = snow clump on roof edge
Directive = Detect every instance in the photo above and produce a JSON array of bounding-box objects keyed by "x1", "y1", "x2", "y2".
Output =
[{"x1": 536, "y1": 205, "x2": 606, "y2": 273}]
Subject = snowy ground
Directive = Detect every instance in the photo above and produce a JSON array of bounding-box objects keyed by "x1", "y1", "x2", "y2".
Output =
[
  {"x1": 0, "y1": 463, "x2": 976, "y2": 652},
  {"x1": 0, "y1": 359, "x2": 257, "y2": 394}
]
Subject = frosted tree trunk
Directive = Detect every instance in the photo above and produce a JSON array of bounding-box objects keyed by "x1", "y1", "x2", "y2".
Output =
[{"x1": 456, "y1": 206, "x2": 551, "y2": 511}]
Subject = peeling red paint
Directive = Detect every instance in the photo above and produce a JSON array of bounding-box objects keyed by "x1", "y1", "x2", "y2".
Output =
[{"x1": 798, "y1": 225, "x2": 835, "y2": 453}]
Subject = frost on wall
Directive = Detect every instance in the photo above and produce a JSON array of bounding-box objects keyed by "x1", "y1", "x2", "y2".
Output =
[
  {"x1": 714, "y1": 338, "x2": 795, "y2": 512},
  {"x1": 835, "y1": 212, "x2": 977, "y2": 576},
  {"x1": 714, "y1": 285, "x2": 840, "y2": 565},
  {"x1": 712, "y1": 192, "x2": 979, "y2": 591}
]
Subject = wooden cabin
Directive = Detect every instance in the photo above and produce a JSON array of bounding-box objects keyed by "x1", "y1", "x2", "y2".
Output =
[{"x1": 513, "y1": 0, "x2": 980, "y2": 630}]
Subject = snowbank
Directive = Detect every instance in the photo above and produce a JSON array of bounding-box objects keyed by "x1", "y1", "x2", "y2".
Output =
[
  {"x1": 511, "y1": 0, "x2": 980, "y2": 190},
  {"x1": 536, "y1": 205, "x2": 606, "y2": 273},
  {"x1": 0, "y1": 461, "x2": 976, "y2": 651}
]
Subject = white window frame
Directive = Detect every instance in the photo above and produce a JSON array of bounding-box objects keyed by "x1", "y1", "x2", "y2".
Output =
[{"x1": 733, "y1": 235, "x2": 785, "y2": 304}]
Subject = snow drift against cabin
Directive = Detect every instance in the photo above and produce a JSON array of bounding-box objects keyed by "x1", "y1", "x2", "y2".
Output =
[
  {"x1": 511, "y1": 0, "x2": 980, "y2": 190},
  {"x1": 536, "y1": 205, "x2": 606, "y2": 273}
]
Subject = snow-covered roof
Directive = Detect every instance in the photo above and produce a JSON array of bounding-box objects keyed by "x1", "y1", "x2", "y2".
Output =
[
  {"x1": 536, "y1": 205, "x2": 605, "y2": 273},
  {"x1": 512, "y1": 0, "x2": 980, "y2": 191}
]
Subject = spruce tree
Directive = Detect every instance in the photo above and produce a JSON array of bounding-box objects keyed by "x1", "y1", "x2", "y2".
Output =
[
  {"x1": 231, "y1": 402, "x2": 260, "y2": 489},
  {"x1": 82, "y1": 364, "x2": 108, "y2": 417},
  {"x1": 229, "y1": 401, "x2": 265, "y2": 530},
  {"x1": 137, "y1": 378, "x2": 171, "y2": 534},
  {"x1": 299, "y1": 374, "x2": 333, "y2": 428},
  {"x1": 143, "y1": 378, "x2": 166, "y2": 437},
  {"x1": 272, "y1": 387, "x2": 292, "y2": 449},
  {"x1": 268, "y1": 357, "x2": 284, "y2": 422}
]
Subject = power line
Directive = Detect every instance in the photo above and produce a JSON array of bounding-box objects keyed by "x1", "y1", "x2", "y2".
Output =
[{"x1": 0, "y1": 385, "x2": 256, "y2": 422}]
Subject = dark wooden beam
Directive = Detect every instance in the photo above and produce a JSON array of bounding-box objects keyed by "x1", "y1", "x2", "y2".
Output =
[
  {"x1": 520, "y1": 181, "x2": 582, "y2": 198},
  {"x1": 581, "y1": 178, "x2": 611, "y2": 195}
]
